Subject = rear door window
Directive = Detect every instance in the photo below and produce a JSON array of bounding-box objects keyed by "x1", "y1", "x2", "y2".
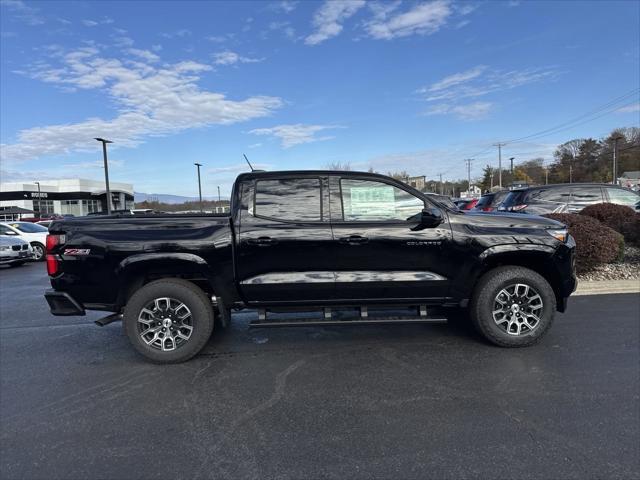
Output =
[
  {"x1": 570, "y1": 186, "x2": 603, "y2": 206},
  {"x1": 527, "y1": 187, "x2": 572, "y2": 205},
  {"x1": 606, "y1": 187, "x2": 639, "y2": 207},
  {"x1": 254, "y1": 178, "x2": 322, "y2": 222}
]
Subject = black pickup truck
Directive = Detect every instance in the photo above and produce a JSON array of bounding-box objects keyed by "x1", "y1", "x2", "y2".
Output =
[{"x1": 45, "y1": 170, "x2": 577, "y2": 363}]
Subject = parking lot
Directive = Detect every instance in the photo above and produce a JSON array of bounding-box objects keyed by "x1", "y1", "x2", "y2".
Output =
[{"x1": 0, "y1": 262, "x2": 638, "y2": 479}]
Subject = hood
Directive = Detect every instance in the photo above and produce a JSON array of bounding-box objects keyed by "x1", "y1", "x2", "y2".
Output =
[
  {"x1": 462, "y1": 211, "x2": 564, "y2": 229},
  {"x1": 0, "y1": 236, "x2": 29, "y2": 246}
]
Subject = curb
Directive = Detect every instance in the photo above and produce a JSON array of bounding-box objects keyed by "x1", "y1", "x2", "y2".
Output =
[{"x1": 573, "y1": 279, "x2": 640, "y2": 296}]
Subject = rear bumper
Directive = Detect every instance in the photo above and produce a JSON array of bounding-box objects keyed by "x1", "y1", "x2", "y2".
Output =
[{"x1": 45, "y1": 289, "x2": 85, "y2": 316}]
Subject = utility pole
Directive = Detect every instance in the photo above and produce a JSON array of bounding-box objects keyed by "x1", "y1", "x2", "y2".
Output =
[
  {"x1": 217, "y1": 186, "x2": 221, "y2": 203},
  {"x1": 464, "y1": 159, "x2": 473, "y2": 196},
  {"x1": 509, "y1": 157, "x2": 515, "y2": 174},
  {"x1": 94, "y1": 138, "x2": 113, "y2": 215},
  {"x1": 489, "y1": 167, "x2": 494, "y2": 190},
  {"x1": 194, "y1": 163, "x2": 203, "y2": 213},
  {"x1": 438, "y1": 173, "x2": 443, "y2": 195},
  {"x1": 34, "y1": 181, "x2": 41, "y2": 219},
  {"x1": 569, "y1": 165, "x2": 573, "y2": 184},
  {"x1": 493, "y1": 143, "x2": 506, "y2": 188},
  {"x1": 612, "y1": 135, "x2": 623, "y2": 185}
]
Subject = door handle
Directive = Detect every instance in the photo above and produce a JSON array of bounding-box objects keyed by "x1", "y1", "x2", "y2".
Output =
[
  {"x1": 247, "y1": 236, "x2": 277, "y2": 246},
  {"x1": 339, "y1": 235, "x2": 369, "y2": 245}
]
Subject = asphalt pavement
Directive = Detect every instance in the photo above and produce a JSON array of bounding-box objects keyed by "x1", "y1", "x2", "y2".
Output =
[{"x1": 1, "y1": 262, "x2": 639, "y2": 480}]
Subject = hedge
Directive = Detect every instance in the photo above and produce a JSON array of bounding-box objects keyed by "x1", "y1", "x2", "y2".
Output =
[{"x1": 543, "y1": 213, "x2": 624, "y2": 272}]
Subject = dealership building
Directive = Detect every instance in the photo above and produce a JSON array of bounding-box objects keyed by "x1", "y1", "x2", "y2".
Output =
[{"x1": 0, "y1": 178, "x2": 134, "y2": 218}]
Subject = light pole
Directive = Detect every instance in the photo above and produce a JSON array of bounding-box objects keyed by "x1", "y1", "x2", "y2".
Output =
[
  {"x1": 34, "y1": 181, "x2": 41, "y2": 219},
  {"x1": 493, "y1": 143, "x2": 506, "y2": 188},
  {"x1": 217, "y1": 186, "x2": 221, "y2": 203},
  {"x1": 612, "y1": 135, "x2": 623, "y2": 184},
  {"x1": 509, "y1": 157, "x2": 515, "y2": 174},
  {"x1": 194, "y1": 163, "x2": 203, "y2": 213},
  {"x1": 94, "y1": 138, "x2": 113, "y2": 215}
]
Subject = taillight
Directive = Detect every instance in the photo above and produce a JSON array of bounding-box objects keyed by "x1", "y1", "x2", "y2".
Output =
[
  {"x1": 46, "y1": 234, "x2": 65, "y2": 253},
  {"x1": 46, "y1": 255, "x2": 59, "y2": 276},
  {"x1": 45, "y1": 234, "x2": 65, "y2": 276}
]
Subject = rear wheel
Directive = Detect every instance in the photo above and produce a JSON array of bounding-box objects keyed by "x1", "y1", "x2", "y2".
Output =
[
  {"x1": 470, "y1": 266, "x2": 555, "y2": 347},
  {"x1": 31, "y1": 242, "x2": 45, "y2": 261},
  {"x1": 124, "y1": 278, "x2": 214, "y2": 363}
]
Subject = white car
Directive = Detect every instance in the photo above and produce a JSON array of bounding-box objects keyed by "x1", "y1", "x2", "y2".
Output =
[
  {"x1": 0, "y1": 222, "x2": 48, "y2": 261},
  {"x1": 0, "y1": 236, "x2": 34, "y2": 267}
]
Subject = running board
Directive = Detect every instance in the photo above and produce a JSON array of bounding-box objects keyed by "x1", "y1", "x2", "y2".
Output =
[
  {"x1": 249, "y1": 305, "x2": 447, "y2": 328},
  {"x1": 250, "y1": 317, "x2": 447, "y2": 328},
  {"x1": 94, "y1": 313, "x2": 123, "y2": 327}
]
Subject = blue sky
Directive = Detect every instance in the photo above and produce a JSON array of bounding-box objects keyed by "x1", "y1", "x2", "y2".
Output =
[{"x1": 1, "y1": 0, "x2": 639, "y2": 197}]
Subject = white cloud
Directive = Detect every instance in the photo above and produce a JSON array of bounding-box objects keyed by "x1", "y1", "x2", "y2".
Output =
[
  {"x1": 151, "y1": 44, "x2": 162, "y2": 52},
  {"x1": 0, "y1": 0, "x2": 44, "y2": 25},
  {"x1": 365, "y1": 0, "x2": 451, "y2": 40},
  {"x1": 419, "y1": 65, "x2": 560, "y2": 102},
  {"x1": 249, "y1": 124, "x2": 342, "y2": 148},
  {"x1": 271, "y1": 1, "x2": 298, "y2": 13},
  {"x1": 2, "y1": 46, "x2": 283, "y2": 163},
  {"x1": 127, "y1": 48, "x2": 160, "y2": 63},
  {"x1": 205, "y1": 35, "x2": 227, "y2": 43},
  {"x1": 616, "y1": 103, "x2": 640, "y2": 114},
  {"x1": 212, "y1": 50, "x2": 262, "y2": 66},
  {"x1": 82, "y1": 17, "x2": 113, "y2": 27},
  {"x1": 305, "y1": 0, "x2": 366, "y2": 45},
  {"x1": 424, "y1": 101, "x2": 493, "y2": 120},
  {"x1": 160, "y1": 29, "x2": 191, "y2": 39},
  {"x1": 62, "y1": 159, "x2": 124, "y2": 169}
]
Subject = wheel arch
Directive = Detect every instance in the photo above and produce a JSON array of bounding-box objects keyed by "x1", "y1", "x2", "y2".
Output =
[
  {"x1": 477, "y1": 246, "x2": 565, "y2": 311},
  {"x1": 115, "y1": 253, "x2": 228, "y2": 309}
]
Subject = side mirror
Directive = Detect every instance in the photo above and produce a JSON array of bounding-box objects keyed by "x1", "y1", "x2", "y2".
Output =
[{"x1": 411, "y1": 208, "x2": 443, "y2": 230}]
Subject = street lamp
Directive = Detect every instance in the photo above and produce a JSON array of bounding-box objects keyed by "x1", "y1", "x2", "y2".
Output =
[
  {"x1": 509, "y1": 157, "x2": 515, "y2": 174},
  {"x1": 194, "y1": 163, "x2": 203, "y2": 213},
  {"x1": 94, "y1": 138, "x2": 113, "y2": 215},
  {"x1": 34, "y1": 181, "x2": 41, "y2": 219}
]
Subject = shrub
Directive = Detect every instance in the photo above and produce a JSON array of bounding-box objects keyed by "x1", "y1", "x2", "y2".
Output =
[
  {"x1": 621, "y1": 212, "x2": 640, "y2": 246},
  {"x1": 580, "y1": 203, "x2": 635, "y2": 233},
  {"x1": 544, "y1": 213, "x2": 624, "y2": 272}
]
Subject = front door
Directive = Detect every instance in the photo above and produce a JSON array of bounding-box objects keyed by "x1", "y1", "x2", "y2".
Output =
[
  {"x1": 328, "y1": 176, "x2": 454, "y2": 303},
  {"x1": 236, "y1": 175, "x2": 335, "y2": 304}
]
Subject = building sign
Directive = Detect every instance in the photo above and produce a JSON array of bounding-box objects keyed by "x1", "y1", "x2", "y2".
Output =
[{"x1": 30, "y1": 192, "x2": 48, "y2": 198}]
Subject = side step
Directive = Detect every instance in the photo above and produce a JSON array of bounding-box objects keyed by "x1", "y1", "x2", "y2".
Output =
[
  {"x1": 250, "y1": 306, "x2": 447, "y2": 328},
  {"x1": 94, "y1": 313, "x2": 123, "y2": 327}
]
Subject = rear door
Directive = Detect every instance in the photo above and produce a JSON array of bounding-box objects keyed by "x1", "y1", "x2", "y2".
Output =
[
  {"x1": 236, "y1": 175, "x2": 335, "y2": 304},
  {"x1": 327, "y1": 175, "x2": 454, "y2": 302}
]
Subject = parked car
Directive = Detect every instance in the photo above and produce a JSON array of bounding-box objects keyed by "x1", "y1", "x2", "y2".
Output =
[
  {"x1": 454, "y1": 198, "x2": 479, "y2": 210},
  {"x1": 472, "y1": 190, "x2": 511, "y2": 212},
  {"x1": 499, "y1": 183, "x2": 640, "y2": 215},
  {"x1": 0, "y1": 236, "x2": 33, "y2": 267},
  {"x1": 0, "y1": 221, "x2": 49, "y2": 261},
  {"x1": 18, "y1": 214, "x2": 64, "y2": 223},
  {"x1": 45, "y1": 170, "x2": 576, "y2": 364},
  {"x1": 425, "y1": 193, "x2": 460, "y2": 210},
  {"x1": 36, "y1": 220, "x2": 52, "y2": 228}
]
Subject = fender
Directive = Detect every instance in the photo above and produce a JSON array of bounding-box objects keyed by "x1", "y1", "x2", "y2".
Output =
[
  {"x1": 479, "y1": 243, "x2": 555, "y2": 261},
  {"x1": 116, "y1": 252, "x2": 210, "y2": 274}
]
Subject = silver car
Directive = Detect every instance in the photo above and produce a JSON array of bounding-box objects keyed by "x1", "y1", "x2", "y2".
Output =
[{"x1": 0, "y1": 236, "x2": 34, "y2": 267}]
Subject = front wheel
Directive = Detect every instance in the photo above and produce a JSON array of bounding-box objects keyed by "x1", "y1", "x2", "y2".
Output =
[
  {"x1": 124, "y1": 278, "x2": 215, "y2": 363},
  {"x1": 470, "y1": 266, "x2": 556, "y2": 347}
]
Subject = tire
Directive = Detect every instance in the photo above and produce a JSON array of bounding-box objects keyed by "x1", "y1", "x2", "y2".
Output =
[
  {"x1": 470, "y1": 266, "x2": 556, "y2": 348},
  {"x1": 124, "y1": 278, "x2": 214, "y2": 363},
  {"x1": 31, "y1": 242, "x2": 45, "y2": 262}
]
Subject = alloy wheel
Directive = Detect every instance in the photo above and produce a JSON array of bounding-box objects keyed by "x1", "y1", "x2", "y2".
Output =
[
  {"x1": 492, "y1": 283, "x2": 544, "y2": 336},
  {"x1": 137, "y1": 297, "x2": 193, "y2": 351},
  {"x1": 32, "y1": 244, "x2": 44, "y2": 261}
]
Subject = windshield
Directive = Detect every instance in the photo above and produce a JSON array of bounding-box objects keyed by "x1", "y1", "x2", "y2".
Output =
[
  {"x1": 474, "y1": 195, "x2": 493, "y2": 208},
  {"x1": 9, "y1": 222, "x2": 48, "y2": 233}
]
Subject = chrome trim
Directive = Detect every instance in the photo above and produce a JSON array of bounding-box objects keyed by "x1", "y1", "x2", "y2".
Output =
[{"x1": 241, "y1": 270, "x2": 446, "y2": 285}]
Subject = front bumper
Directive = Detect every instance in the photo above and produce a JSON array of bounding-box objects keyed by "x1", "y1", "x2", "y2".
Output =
[{"x1": 45, "y1": 289, "x2": 85, "y2": 316}]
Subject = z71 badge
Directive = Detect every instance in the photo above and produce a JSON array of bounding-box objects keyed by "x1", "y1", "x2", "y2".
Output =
[{"x1": 63, "y1": 249, "x2": 91, "y2": 256}]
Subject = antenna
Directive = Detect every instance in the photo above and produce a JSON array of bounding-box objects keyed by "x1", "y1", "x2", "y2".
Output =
[{"x1": 243, "y1": 153, "x2": 255, "y2": 172}]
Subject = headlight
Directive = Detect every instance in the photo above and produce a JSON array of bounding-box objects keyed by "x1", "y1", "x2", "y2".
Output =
[{"x1": 547, "y1": 228, "x2": 568, "y2": 242}]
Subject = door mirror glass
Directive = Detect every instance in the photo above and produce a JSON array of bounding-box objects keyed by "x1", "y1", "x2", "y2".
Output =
[{"x1": 415, "y1": 208, "x2": 443, "y2": 229}]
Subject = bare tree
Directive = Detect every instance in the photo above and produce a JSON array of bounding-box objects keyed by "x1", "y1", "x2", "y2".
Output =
[{"x1": 325, "y1": 161, "x2": 351, "y2": 171}]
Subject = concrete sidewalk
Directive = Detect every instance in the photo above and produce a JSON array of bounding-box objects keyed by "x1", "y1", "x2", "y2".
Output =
[{"x1": 574, "y1": 278, "x2": 640, "y2": 296}]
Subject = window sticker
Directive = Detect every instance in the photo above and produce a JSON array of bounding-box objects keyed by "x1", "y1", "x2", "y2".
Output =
[{"x1": 349, "y1": 185, "x2": 396, "y2": 217}]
